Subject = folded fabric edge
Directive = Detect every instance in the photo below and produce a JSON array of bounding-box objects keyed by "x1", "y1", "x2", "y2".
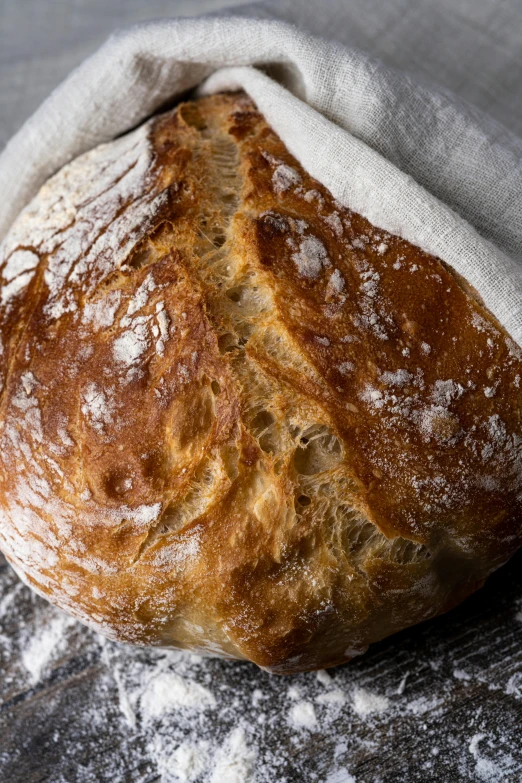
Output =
[{"x1": 0, "y1": 14, "x2": 521, "y2": 347}]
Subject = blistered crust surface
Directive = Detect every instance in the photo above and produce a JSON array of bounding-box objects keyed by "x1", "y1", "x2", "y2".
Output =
[{"x1": 0, "y1": 93, "x2": 521, "y2": 672}]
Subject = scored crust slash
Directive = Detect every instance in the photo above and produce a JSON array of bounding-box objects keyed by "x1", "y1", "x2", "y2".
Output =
[{"x1": 0, "y1": 92, "x2": 521, "y2": 673}]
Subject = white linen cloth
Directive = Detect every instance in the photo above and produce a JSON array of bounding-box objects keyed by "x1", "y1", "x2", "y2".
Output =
[{"x1": 1, "y1": 9, "x2": 522, "y2": 345}]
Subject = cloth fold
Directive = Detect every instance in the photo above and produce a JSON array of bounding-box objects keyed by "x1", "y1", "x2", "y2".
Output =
[{"x1": 1, "y1": 13, "x2": 522, "y2": 344}]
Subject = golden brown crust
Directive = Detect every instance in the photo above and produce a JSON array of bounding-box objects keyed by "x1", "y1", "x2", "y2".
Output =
[{"x1": 0, "y1": 92, "x2": 521, "y2": 673}]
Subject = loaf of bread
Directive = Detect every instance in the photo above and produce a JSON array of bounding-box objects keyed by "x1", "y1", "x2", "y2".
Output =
[{"x1": 0, "y1": 92, "x2": 521, "y2": 673}]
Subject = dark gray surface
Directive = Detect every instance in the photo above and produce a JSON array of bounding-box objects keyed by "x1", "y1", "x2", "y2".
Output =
[{"x1": 1, "y1": 2, "x2": 522, "y2": 782}]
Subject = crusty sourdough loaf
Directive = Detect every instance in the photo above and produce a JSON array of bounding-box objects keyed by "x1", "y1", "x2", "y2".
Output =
[{"x1": 0, "y1": 92, "x2": 521, "y2": 673}]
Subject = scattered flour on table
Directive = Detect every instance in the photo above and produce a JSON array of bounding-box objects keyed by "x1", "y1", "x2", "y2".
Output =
[
  {"x1": 0, "y1": 581, "x2": 23, "y2": 619},
  {"x1": 209, "y1": 727, "x2": 257, "y2": 783},
  {"x1": 468, "y1": 734, "x2": 518, "y2": 782},
  {"x1": 506, "y1": 672, "x2": 522, "y2": 698},
  {"x1": 148, "y1": 738, "x2": 210, "y2": 783},
  {"x1": 316, "y1": 668, "x2": 333, "y2": 686},
  {"x1": 287, "y1": 699, "x2": 318, "y2": 730},
  {"x1": 21, "y1": 607, "x2": 76, "y2": 684},
  {"x1": 316, "y1": 688, "x2": 347, "y2": 706},
  {"x1": 1, "y1": 564, "x2": 522, "y2": 782},
  {"x1": 453, "y1": 668, "x2": 472, "y2": 681},
  {"x1": 325, "y1": 770, "x2": 357, "y2": 783},
  {"x1": 351, "y1": 687, "x2": 390, "y2": 717},
  {"x1": 139, "y1": 670, "x2": 216, "y2": 723}
]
